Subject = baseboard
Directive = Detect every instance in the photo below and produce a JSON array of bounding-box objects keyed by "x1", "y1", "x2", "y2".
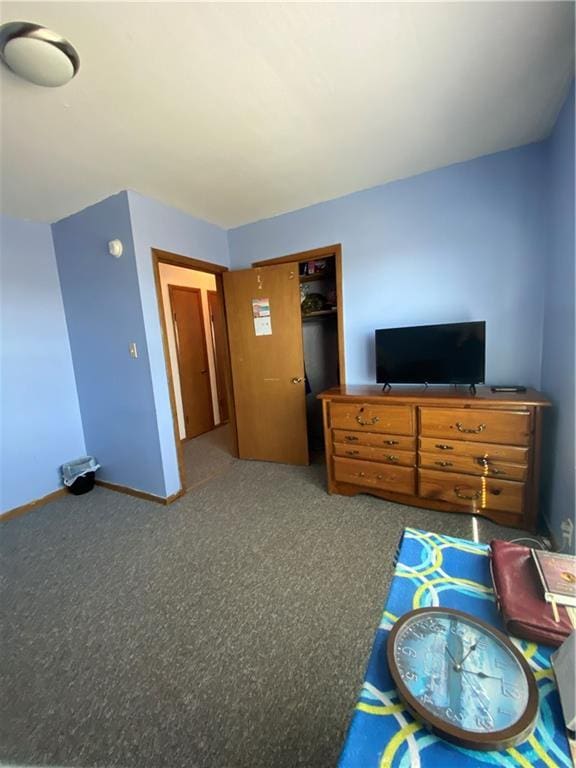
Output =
[
  {"x1": 0, "y1": 487, "x2": 67, "y2": 523},
  {"x1": 95, "y1": 480, "x2": 184, "y2": 505}
]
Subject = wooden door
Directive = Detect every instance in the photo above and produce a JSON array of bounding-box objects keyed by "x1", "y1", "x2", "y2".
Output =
[
  {"x1": 207, "y1": 290, "x2": 229, "y2": 423},
  {"x1": 169, "y1": 286, "x2": 214, "y2": 439},
  {"x1": 223, "y1": 264, "x2": 308, "y2": 465}
]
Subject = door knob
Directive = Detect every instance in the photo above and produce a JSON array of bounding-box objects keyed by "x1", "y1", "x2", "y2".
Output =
[{"x1": 291, "y1": 377, "x2": 303, "y2": 384}]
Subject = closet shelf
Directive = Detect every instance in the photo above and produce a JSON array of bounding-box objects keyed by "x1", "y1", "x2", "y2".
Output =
[
  {"x1": 299, "y1": 272, "x2": 335, "y2": 283},
  {"x1": 301, "y1": 308, "x2": 338, "y2": 320}
]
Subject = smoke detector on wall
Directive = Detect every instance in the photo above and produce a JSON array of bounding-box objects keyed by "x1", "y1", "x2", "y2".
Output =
[{"x1": 0, "y1": 21, "x2": 79, "y2": 87}]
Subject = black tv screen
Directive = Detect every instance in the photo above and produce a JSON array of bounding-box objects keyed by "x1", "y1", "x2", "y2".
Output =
[{"x1": 375, "y1": 321, "x2": 485, "y2": 385}]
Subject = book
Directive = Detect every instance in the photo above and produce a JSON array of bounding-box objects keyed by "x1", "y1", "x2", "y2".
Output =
[{"x1": 532, "y1": 549, "x2": 576, "y2": 609}]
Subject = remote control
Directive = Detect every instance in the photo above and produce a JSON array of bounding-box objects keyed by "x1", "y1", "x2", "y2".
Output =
[{"x1": 490, "y1": 386, "x2": 527, "y2": 393}]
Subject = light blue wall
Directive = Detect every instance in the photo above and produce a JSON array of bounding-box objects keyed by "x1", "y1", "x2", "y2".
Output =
[
  {"x1": 127, "y1": 191, "x2": 230, "y2": 496},
  {"x1": 541, "y1": 82, "x2": 575, "y2": 551},
  {"x1": 0, "y1": 216, "x2": 85, "y2": 512},
  {"x1": 228, "y1": 143, "x2": 549, "y2": 388},
  {"x1": 52, "y1": 192, "x2": 167, "y2": 497}
]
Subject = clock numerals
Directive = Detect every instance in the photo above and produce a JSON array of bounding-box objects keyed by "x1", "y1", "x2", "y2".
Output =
[
  {"x1": 446, "y1": 707, "x2": 465, "y2": 725},
  {"x1": 502, "y1": 680, "x2": 521, "y2": 700},
  {"x1": 475, "y1": 636, "x2": 489, "y2": 651},
  {"x1": 399, "y1": 645, "x2": 416, "y2": 658},
  {"x1": 494, "y1": 656, "x2": 510, "y2": 671},
  {"x1": 401, "y1": 670, "x2": 417, "y2": 682},
  {"x1": 475, "y1": 712, "x2": 495, "y2": 730}
]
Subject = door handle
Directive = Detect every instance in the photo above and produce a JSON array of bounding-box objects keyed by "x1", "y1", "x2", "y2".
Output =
[
  {"x1": 201, "y1": 370, "x2": 208, "y2": 374},
  {"x1": 291, "y1": 377, "x2": 303, "y2": 384}
]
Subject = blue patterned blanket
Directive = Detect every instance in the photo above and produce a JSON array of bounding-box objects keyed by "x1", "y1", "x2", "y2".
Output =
[{"x1": 338, "y1": 527, "x2": 570, "y2": 768}]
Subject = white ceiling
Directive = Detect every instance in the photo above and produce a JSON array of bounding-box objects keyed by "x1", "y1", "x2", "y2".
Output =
[{"x1": 0, "y1": 2, "x2": 574, "y2": 228}]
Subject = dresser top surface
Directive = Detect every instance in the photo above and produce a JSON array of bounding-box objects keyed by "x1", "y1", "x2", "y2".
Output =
[{"x1": 318, "y1": 385, "x2": 550, "y2": 407}]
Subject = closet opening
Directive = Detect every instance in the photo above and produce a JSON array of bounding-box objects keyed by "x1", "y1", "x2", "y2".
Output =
[{"x1": 252, "y1": 244, "x2": 345, "y2": 460}]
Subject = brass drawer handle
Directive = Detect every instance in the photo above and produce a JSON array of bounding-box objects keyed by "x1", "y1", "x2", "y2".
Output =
[
  {"x1": 455, "y1": 421, "x2": 486, "y2": 434},
  {"x1": 357, "y1": 471, "x2": 366, "y2": 477},
  {"x1": 435, "y1": 461, "x2": 453, "y2": 467},
  {"x1": 345, "y1": 435, "x2": 359, "y2": 442},
  {"x1": 385, "y1": 455, "x2": 399, "y2": 463},
  {"x1": 376, "y1": 474, "x2": 384, "y2": 480},
  {"x1": 476, "y1": 457, "x2": 506, "y2": 476},
  {"x1": 454, "y1": 487, "x2": 482, "y2": 501},
  {"x1": 435, "y1": 444, "x2": 453, "y2": 451},
  {"x1": 383, "y1": 440, "x2": 399, "y2": 446},
  {"x1": 356, "y1": 414, "x2": 380, "y2": 426},
  {"x1": 345, "y1": 450, "x2": 360, "y2": 456}
]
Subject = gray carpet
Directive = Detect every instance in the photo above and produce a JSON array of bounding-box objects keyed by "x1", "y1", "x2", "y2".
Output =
[
  {"x1": 1, "y1": 457, "x2": 536, "y2": 768},
  {"x1": 183, "y1": 425, "x2": 236, "y2": 490}
]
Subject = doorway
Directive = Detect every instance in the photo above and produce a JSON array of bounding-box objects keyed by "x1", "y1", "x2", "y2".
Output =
[
  {"x1": 152, "y1": 249, "x2": 237, "y2": 492},
  {"x1": 222, "y1": 244, "x2": 344, "y2": 466}
]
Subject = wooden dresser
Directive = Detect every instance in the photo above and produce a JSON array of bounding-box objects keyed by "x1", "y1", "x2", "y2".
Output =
[{"x1": 318, "y1": 386, "x2": 550, "y2": 530}]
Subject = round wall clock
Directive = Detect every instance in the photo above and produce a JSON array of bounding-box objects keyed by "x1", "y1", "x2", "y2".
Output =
[{"x1": 386, "y1": 607, "x2": 538, "y2": 751}]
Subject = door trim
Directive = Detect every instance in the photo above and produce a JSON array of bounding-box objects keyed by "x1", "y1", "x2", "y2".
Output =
[
  {"x1": 207, "y1": 289, "x2": 230, "y2": 424},
  {"x1": 168, "y1": 284, "x2": 215, "y2": 439},
  {"x1": 252, "y1": 243, "x2": 346, "y2": 386},
  {"x1": 152, "y1": 249, "x2": 238, "y2": 498}
]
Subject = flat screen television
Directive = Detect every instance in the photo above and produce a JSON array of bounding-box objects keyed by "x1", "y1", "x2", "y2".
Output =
[{"x1": 375, "y1": 321, "x2": 485, "y2": 386}]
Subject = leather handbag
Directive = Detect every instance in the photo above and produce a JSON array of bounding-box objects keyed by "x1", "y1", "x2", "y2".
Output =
[{"x1": 490, "y1": 539, "x2": 572, "y2": 647}]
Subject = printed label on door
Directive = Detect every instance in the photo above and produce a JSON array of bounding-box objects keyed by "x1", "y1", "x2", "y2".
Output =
[{"x1": 252, "y1": 298, "x2": 272, "y2": 336}]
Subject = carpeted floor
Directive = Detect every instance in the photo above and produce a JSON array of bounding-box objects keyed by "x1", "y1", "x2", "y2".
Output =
[
  {"x1": 1, "y1": 456, "x2": 536, "y2": 768},
  {"x1": 183, "y1": 424, "x2": 237, "y2": 490}
]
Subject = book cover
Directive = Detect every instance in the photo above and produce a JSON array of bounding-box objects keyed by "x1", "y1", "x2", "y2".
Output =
[{"x1": 532, "y1": 549, "x2": 576, "y2": 608}]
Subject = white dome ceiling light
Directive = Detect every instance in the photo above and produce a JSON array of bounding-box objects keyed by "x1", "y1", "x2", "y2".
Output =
[{"x1": 0, "y1": 21, "x2": 79, "y2": 87}]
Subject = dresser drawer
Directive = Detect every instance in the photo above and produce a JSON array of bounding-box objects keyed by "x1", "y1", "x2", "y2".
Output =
[
  {"x1": 419, "y1": 437, "x2": 529, "y2": 465},
  {"x1": 419, "y1": 452, "x2": 527, "y2": 481},
  {"x1": 419, "y1": 408, "x2": 531, "y2": 446},
  {"x1": 333, "y1": 429, "x2": 415, "y2": 451},
  {"x1": 330, "y1": 402, "x2": 414, "y2": 435},
  {"x1": 334, "y1": 443, "x2": 415, "y2": 467},
  {"x1": 334, "y1": 457, "x2": 415, "y2": 494},
  {"x1": 418, "y1": 469, "x2": 524, "y2": 515}
]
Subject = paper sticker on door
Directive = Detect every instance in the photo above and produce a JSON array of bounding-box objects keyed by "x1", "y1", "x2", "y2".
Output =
[{"x1": 252, "y1": 297, "x2": 272, "y2": 336}]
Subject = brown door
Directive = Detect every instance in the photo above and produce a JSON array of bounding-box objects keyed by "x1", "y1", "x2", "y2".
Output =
[
  {"x1": 169, "y1": 285, "x2": 214, "y2": 439},
  {"x1": 207, "y1": 290, "x2": 229, "y2": 423},
  {"x1": 223, "y1": 264, "x2": 308, "y2": 465}
]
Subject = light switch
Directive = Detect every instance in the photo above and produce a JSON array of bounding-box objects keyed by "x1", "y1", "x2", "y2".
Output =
[{"x1": 129, "y1": 342, "x2": 138, "y2": 359}]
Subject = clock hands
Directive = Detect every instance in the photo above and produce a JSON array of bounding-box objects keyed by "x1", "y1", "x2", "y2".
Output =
[
  {"x1": 445, "y1": 640, "x2": 477, "y2": 671},
  {"x1": 460, "y1": 667, "x2": 503, "y2": 681}
]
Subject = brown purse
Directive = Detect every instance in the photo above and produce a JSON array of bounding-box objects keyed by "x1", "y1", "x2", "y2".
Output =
[{"x1": 490, "y1": 539, "x2": 572, "y2": 647}]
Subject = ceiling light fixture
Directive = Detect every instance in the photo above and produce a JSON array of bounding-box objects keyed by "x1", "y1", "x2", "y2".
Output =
[{"x1": 0, "y1": 21, "x2": 79, "y2": 87}]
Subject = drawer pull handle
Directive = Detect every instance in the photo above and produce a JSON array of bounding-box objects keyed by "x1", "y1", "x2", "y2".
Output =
[
  {"x1": 476, "y1": 457, "x2": 506, "y2": 476},
  {"x1": 356, "y1": 414, "x2": 380, "y2": 426},
  {"x1": 377, "y1": 474, "x2": 383, "y2": 480},
  {"x1": 435, "y1": 461, "x2": 453, "y2": 467},
  {"x1": 454, "y1": 487, "x2": 482, "y2": 501},
  {"x1": 455, "y1": 421, "x2": 486, "y2": 434},
  {"x1": 385, "y1": 455, "x2": 400, "y2": 463},
  {"x1": 491, "y1": 488, "x2": 502, "y2": 496},
  {"x1": 383, "y1": 440, "x2": 399, "y2": 445},
  {"x1": 435, "y1": 444, "x2": 454, "y2": 451},
  {"x1": 345, "y1": 450, "x2": 360, "y2": 456},
  {"x1": 357, "y1": 472, "x2": 366, "y2": 477},
  {"x1": 345, "y1": 435, "x2": 359, "y2": 442}
]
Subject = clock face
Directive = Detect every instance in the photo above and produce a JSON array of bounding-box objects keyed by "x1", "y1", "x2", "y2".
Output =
[{"x1": 387, "y1": 608, "x2": 538, "y2": 750}]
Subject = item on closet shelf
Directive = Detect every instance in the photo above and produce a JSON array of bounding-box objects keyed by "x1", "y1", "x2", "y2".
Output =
[
  {"x1": 490, "y1": 539, "x2": 573, "y2": 647},
  {"x1": 301, "y1": 292, "x2": 326, "y2": 315}
]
